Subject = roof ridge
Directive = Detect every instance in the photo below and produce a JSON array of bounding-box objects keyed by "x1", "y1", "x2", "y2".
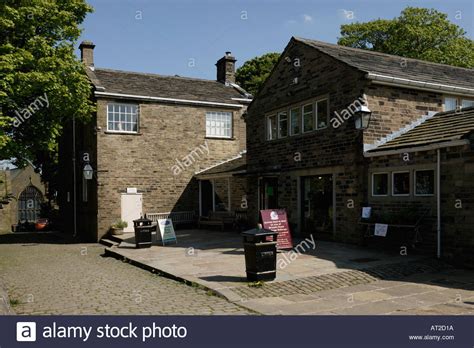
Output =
[
  {"x1": 293, "y1": 37, "x2": 474, "y2": 72},
  {"x1": 94, "y1": 67, "x2": 226, "y2": 84}
]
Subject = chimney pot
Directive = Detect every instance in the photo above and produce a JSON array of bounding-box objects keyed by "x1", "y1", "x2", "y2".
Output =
[{"x1": 79, "y1": 40, "x2": 95, "y2": 67}]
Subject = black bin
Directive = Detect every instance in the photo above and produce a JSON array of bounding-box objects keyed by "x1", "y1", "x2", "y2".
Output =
[
  {"x1": 133, "y1": 215, "x2": 153, "y2": 249},
  {"x1": 241, "y1": 227, "x2": 278, "y2": 281}
]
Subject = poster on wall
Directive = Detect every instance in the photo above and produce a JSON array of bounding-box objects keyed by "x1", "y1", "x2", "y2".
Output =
[
  {"x1": 374, "y1": 223, "x2": 388, "y2": 237},
  {"x1": 158, "y1": 219, "x2": 177, "y2": 245},
  {"x1": 260, "y1": 209, "x2": 294, "y2": 250}
]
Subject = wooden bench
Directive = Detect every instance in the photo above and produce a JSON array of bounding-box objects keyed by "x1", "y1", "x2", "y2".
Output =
[
  {"x1": 198, "y1": 211, "x2": 236, "y2": 231},
  {"x1": 146, "y1": 211, "x2": 196, "y2": 228},
  {"x1": 358, "y1": 208, "x2": 430, "y2": 249}
]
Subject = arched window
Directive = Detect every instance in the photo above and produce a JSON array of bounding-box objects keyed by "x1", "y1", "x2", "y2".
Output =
[{"x1": 18, "y1": 185, "x2": 43, "y2": 221}]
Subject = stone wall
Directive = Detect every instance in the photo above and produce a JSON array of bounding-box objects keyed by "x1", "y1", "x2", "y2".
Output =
[
  {"x1": 91, "y1": 99, "x2": 247, "y2": 240},
  {"x1": 364, "y1": 85, "x2": 444, "y2": 146},
  {"x1": 0, "y1": 166, "x2": 45, "y2": 233},
  {"x1": 246, "y1": 39, "x2": 368, "y2": 241},
  {"x1": 368, "y1": 145, "x2": 474, "y2": 266}
]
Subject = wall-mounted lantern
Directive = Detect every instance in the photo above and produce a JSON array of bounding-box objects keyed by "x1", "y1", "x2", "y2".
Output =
[
  {"x1": 354, "y1": 105, "x2": 372, "y2": 130},
  {"x1": 83, "y1": 163, "x2": 93, "y2": 180}
]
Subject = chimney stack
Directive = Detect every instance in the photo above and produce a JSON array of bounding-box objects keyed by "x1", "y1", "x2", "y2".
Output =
[
  {"x1": 216, "y1": 51, "x2": 236, "y2": 84},
  {"x1": 79, "y1": 40, "x2": 95, "y2": 67}
]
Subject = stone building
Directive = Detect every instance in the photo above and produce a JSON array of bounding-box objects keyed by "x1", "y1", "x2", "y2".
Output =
[
  {"x1": 0, "y1": 162, "x2": 45, "y2": 233},
  {"x1": 243, "y1": 37, "x2": 474, "y2": 264},
  {"x1": 58, "y1": 41, "x2": 251, "y2": 241}
]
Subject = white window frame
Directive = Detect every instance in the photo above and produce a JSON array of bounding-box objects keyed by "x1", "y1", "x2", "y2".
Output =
[
  {"x1": 206, "y1": 111, "x2": 232, "y2": 139},
  {"x1": 443, "y1": 96, "x2": 458, "y2": 111},
  {"x1": 372, "y1": 172, "x2": 389, "y2": 197},
  {"x1": 414, "y1": 169, "x2": 435, "y2": 197},
  {"x1": 290, "y1": 107, "x2": 301, "y2": 136},
  {"x1": 461, "y1": 99, "x2": 474, "y2": 108},
  {"x1": 107, "y1": 103, "x2": 139, "y2": 133},
  {"x1": 302, "y1": 103, "x2": 314, "y2": 133},
  {"x1": 316, "y1": 98, "x2": 329, "y2": 130},
  {"x1": 278, "y1": 111, "x2": 288, "y2": 138},
  {"x1": 392, "y1": 171, "x2": 410, "y2": 196},
  {"x1": 266, "y1": 115, "x2": 277, "y2": 140}
]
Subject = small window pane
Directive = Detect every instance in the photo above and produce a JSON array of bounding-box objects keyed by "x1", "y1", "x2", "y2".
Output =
[
  {"x1": 290, "y1": 108, "x2": 300, "y2": 135},
  {"x1": 461, "y1": 99, "x2": 474, "y2": 108},
  {"x1": 445, "y1": 97, "x2": 457, "y2": 111},
  {"x1": 267, "y1": 115, "x2": 277, "y2": 140},
  {"x1": 303, "y1": 104, "x2": 314, "y2": 132},
  {"x1": 393, "y1": 172, "x2": 410, "y2": 195},
  {"x1": 373, "y1": 173, "x2": 388, "y2": 196},
  {"x1": 278, "y1": 112, "x2": 288, "y2": 138},
  {"x1": 316, "y1": 99, "x2": 328, "y2": 129},
  {"x1": 415, "y1": 170, "x2": 434, "y2": 195}
]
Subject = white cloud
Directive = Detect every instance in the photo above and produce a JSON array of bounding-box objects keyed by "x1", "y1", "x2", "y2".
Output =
[{"x1": 302, "y1": 14, "x2": 313, "y2": 23}]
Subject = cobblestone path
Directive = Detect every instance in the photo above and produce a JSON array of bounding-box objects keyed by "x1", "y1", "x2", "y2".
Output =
[{"x1": 0, "y1": 236, "x2": 253, "y2": 315}]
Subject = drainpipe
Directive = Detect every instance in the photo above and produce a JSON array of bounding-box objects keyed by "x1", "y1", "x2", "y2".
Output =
[
  {"x1": 72, "y1": 115, "x2": 77, "y2": 238},
  {"x1": 437, "y1": 148, "x2": 441, "y2": 259}
]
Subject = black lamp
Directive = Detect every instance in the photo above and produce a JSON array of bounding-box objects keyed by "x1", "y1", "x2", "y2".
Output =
[{"x1": 354, "y1": 105, "x2": 372, "y2": 130}]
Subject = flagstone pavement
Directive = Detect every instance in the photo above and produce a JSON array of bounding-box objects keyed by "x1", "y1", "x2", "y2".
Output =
[{"x1": 105, "y1": 229, "x2": 474, "y2": 315}]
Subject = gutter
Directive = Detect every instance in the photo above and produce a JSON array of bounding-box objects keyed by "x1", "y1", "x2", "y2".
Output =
[
  {"x1": 363, "y1": 139, "x2": 469, "y2": 157},
  {"x1": 366, "y1": 72, "x2": 474, "y2": 97},
  {"x1": 94, "y1": 91, "x2": 244, "y2": 109}
]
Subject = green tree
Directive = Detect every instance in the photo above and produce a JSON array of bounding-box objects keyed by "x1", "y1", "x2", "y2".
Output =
[
  {"x1": 235, "y1": 53, "x2": 280, "y2": 96},
  {"x1": 338, "y1": 7, "x2": 474, "y2": 68},
  {"x1": 0, "y1": 0, "x2": 94, "y2": 168}
]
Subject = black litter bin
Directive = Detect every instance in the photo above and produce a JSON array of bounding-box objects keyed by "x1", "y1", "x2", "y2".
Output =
[
  {"x1": 133, "y1": 215, "x2": 153, "y2": 249},
  {"x1": 241, "y1": 227, "x2": 278, "y2": 281}
]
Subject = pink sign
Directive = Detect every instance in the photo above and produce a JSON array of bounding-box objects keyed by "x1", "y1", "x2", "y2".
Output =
[{"x1": 260, "y1": 209, "x2": 293, "y2": 250}]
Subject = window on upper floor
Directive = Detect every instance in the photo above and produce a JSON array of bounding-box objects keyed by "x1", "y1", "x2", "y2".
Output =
[
  {"x1": 302, "y1": 104, "x2": 314, "y2": 133},
  {"x1": 266, "y1": 115, "x2": 277, "y2": 140},
  {"x1": 206, "y1": 111, "x2": 232, "y2": 138},
  {"x1": 444, "y1": 96, "x2": 474, "y2": 111},
  {"x1": 444, "y1": 97, "x2": 457, "y2": 111},
  {"x1": 461, "y1": 99, "x2": 474, "y2": 108},
  {"x1": 278, "y1": 111, "x2": 288, "y2": 138},
  {"x1": 316, "y1": 99, "x2": 329, "y2": 129},
  {"x1": 107, "y1": 103, "x2": 139, "y2": 133},
  {"x1": 290, "y1": 107, "x2": 301, "y2": 136},
  {"x1": 265, "y1": 96, "x2": 329, "y2": 141}
]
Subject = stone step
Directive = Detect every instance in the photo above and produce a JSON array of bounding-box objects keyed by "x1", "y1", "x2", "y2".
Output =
[{"x1": 99, "y1": 238, "x2": 119, "y2": 247}]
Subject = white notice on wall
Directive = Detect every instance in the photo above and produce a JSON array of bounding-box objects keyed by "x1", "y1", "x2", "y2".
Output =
[
  {"x1": 362, "y1": 207, "x2": 372, "y2": 219},
  {"x1": 374, "y1": 223, "x2": 388, "y2": 237}
]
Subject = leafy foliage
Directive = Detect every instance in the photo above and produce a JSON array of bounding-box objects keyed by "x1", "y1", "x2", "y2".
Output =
[
  {"x1": 338, "y1": 7, "x2": 474, "y2": 68},
  {"x1": 235, "y1": 53, "x2": 280, "y2": 96},
  {"x1": 0, "y1": 0, "x2": 94, "y2": 168}
]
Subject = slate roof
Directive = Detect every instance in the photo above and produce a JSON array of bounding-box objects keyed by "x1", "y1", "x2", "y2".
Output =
[
  {"x1": 195, "y1": 153, "x2": 246, "y2": 177},
  {"x1": 90, "y1": 68, "x2": 249, "y2": 105},
  {"x1": 295, "y1": 37, "x2": 474, "y2": 90},
  {"x1": 368, "y1": 107, "x2": 474, "y2": 152}
]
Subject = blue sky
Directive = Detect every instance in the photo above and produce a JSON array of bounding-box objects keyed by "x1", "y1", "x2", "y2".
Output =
[{"x1": 79, "y1": 0, "x2": 474, "y2": 80}]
